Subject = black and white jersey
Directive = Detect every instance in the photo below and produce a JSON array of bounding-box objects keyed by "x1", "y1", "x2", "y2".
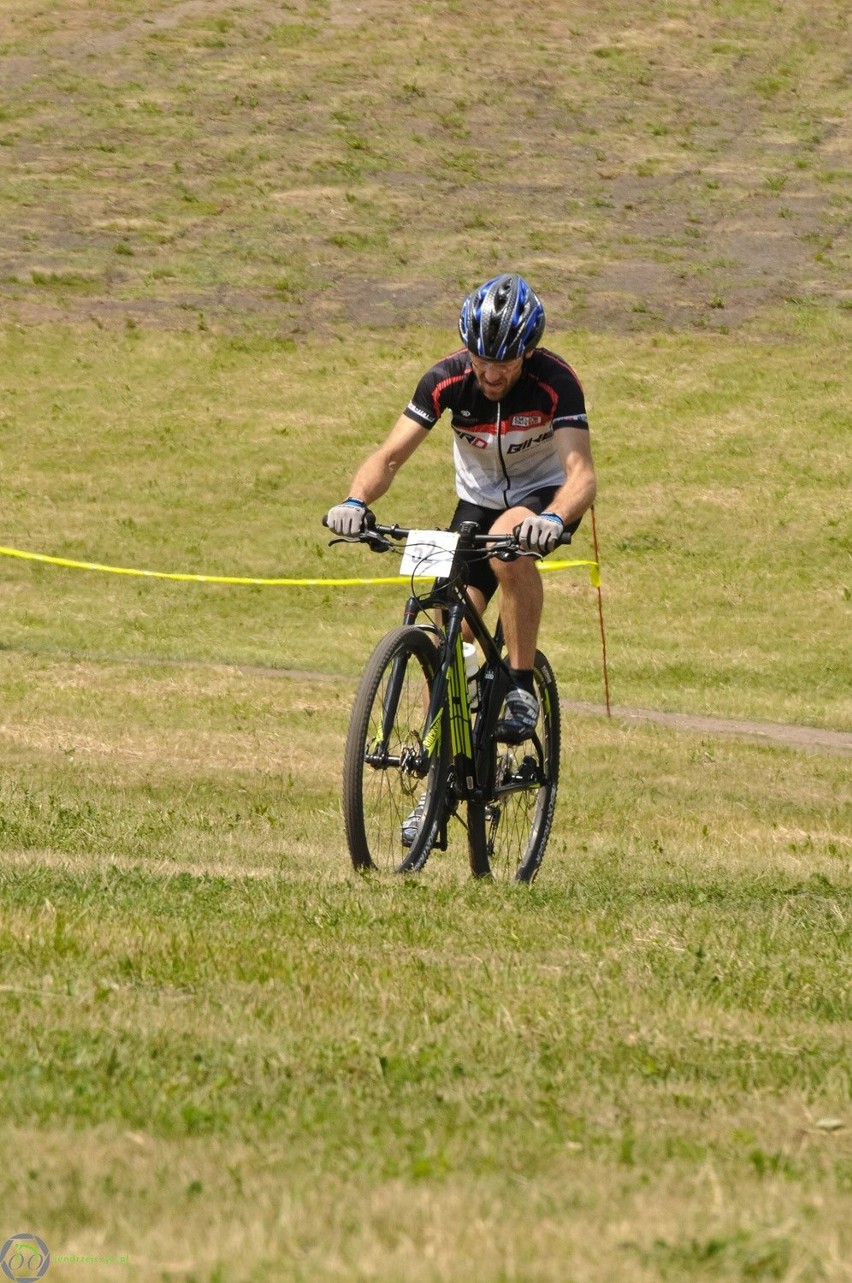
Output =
[{"x1": 404, "y1": 347, "x2": 588, "y2": 508}]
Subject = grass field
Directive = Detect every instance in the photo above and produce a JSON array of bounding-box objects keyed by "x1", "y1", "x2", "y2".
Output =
[{"x1": 0, "y1": 1, "x2": 850, "y2": 1280}]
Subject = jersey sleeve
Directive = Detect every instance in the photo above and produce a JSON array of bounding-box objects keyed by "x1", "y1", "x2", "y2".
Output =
[
  {"x1": 402, "y1": 354, "x2": 469, "y2": 429},
  {"x1": 403, "y1": 366, "x2": 443, "y2": 429},
  {"x1": 545, "y1": 354, "x2": 589, "y2": 430}
]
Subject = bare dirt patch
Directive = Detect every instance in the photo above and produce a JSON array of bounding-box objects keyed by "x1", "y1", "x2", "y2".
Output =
[{"x1": 0, "y1": 0, "x2": 848, "y2": 337}]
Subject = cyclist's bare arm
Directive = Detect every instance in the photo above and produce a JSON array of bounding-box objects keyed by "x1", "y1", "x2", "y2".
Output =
[
  {"x1": 548, "y1": 427, "x2": 597, "y2": 525},
  {"x1": 346, "y1": 415, "x2": 430, "y2": 506}
]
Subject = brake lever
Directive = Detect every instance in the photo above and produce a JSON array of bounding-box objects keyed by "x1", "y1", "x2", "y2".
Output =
[{"x1": 362, "y1": 530, "x2": 392, "y2": 553}]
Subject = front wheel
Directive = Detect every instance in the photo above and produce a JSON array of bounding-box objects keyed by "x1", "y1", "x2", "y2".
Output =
[
  {"x1": 343, "y1": 626, "x2": 448, "y2": 873},
  {"x1": 467, "y1": 650, "x2": 560, "y2": 882}
]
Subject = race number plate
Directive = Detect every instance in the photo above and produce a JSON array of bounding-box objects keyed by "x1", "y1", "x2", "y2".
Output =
[{"x1": 399, "y1": 530, "x2": 459, "y2": 578}]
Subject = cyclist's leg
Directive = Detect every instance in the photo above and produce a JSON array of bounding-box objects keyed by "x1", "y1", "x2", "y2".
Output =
[
  {"x1": 488, "y1": 492, "x2": 581, "y2": 739},
  {"x1": 486, "y1": 490, "x2": 551, "y2": 671},
  {"x1": 490, "y1": 511, "x2": 543, "y2": 670},
  {"x1": 488, "y1": 491, "x2": 582, "y2": 669}
]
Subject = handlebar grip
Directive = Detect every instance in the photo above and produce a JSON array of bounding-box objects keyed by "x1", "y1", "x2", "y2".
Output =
[{"x1": 321, "y1": 508, "x2": 377, "y2": 533}]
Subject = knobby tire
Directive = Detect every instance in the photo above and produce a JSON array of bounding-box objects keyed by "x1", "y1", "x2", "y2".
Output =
[
  {"x1": 467, "y1": 649, "x2": 561, "y2": 882},
  {"x1": 343, "y1": 626, "x2": 448, "y2": 874}
]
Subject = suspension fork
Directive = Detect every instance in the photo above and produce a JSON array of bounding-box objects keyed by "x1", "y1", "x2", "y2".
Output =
[
  {"x1": 375, "y1": 594, "x2": 452, "y2": 753},
  {"x1": 369, "y1": 596, "x2": 424, "y2": 749}
]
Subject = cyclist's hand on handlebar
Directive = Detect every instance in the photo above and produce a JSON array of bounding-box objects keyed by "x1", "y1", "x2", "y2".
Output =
[
  {"x1": 324, "y1": 498, "x2": 368, "y2": 537},
  {"x1": 515, "y1": 511, "x2": 564, "y2": 555}
]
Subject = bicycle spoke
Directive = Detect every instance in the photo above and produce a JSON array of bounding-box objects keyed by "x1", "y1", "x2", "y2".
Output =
[
  {"x1": 344, "y1": 627, "x2": 448, "y2": 873},
  {"x1": 469, "y1": 651, "x2": 560, "y2": 882},
  {"x1": 335, "y1": 522, "x2": 567, "y2": 881}
]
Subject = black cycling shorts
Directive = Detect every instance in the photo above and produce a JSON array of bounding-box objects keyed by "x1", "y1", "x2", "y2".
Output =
[{"x1": 448, "y1": 490, "x2": 582, "y2": 602}]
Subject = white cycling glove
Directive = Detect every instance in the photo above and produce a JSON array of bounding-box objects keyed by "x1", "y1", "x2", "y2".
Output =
[
  {"x1": 516, "y1": 511, "x2": 564, "y2": 555},
  {"x1": 325, "y1": 497, "x2": 368, "y2": 537}
]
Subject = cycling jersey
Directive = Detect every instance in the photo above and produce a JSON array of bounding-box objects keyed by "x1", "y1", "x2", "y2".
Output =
[{"x1": 403, "y1": 346, "x2": 588, "y2": 509}]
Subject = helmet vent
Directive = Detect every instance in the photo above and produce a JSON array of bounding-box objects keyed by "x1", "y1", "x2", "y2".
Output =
[{"x1": 458, "y1": 273, "x2": 545, "y2": 360}]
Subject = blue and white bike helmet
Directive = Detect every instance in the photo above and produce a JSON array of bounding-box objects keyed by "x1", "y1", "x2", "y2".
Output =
[{"x1": 458, "y1": 273, "x2": 545, "y2": 361}]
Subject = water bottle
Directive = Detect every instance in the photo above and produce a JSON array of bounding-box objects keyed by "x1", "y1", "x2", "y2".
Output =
[{"x1": 462, "y1": 642, "x2": 479, "y2": 712}]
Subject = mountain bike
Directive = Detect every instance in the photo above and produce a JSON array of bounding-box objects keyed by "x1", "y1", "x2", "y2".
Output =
[{"x1": 327, "y1": 517, "x2": 568, "y2": 882}]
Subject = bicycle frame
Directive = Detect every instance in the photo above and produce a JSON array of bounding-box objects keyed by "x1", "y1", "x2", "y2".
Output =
[
  {"x1": 394, "y1": 523, "x2": 515, "y2": 816},
  {"x1": 334, "y1": 513, "x2": 566, "y2": 878}
]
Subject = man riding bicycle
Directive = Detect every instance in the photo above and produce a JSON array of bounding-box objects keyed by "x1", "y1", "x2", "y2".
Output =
[{"x1": 324, "y1": 273, "x2": 597, "y2": 740}]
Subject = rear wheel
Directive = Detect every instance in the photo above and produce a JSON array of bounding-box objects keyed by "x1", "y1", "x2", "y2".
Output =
[
  {"x1": 343, "y1": 626, "x2": 448, "y2": 873},
  {"x1": 467, "y1": 650, "x2": 560, "y2": 882}
]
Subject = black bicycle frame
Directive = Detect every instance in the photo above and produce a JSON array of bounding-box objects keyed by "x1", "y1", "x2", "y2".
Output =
[{"x1": 395, "y1": 523, "x2": 514, "y2": 806}]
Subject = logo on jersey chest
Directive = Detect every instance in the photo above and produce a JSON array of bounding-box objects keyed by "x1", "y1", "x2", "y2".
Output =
[
  {"x1": 510, "y1": 413, "x2": 546, "y2": 428},
  {"x1": 455, "y1": 429, "x2": 490, "y2": 449}
]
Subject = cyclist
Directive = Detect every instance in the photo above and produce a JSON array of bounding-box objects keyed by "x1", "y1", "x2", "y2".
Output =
[{"x1": 324, "y1": 272, "x2": 597, "y2": 741}]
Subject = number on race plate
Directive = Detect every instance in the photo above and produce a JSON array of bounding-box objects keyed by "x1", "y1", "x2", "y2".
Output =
[{"x1": 398, "y1": 530, "x2": 459, "y2": 579}]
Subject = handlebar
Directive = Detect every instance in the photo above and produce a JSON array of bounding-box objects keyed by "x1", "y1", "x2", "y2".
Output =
[{"x1": 321, "y1": 514, "x2": 572, "y2": 556}]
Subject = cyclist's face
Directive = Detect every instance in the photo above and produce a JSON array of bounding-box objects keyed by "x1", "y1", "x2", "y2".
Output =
[{"x1": 468, "y1": 353, "x2": 525, "y2": 400}]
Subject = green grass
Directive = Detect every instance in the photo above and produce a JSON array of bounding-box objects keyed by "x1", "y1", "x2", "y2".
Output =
[
  {"x1": 0, "y1": 0, "x2": 850, "y2": 1278},
  {"x1": 0, "y1": 749, "x2": 846, "y2": 1277},
  {"x1": 0, "y1": 315, "x2": 848, "y2": 725},
  {"x1": 1, "y1": 685, "x2": 850, "y2": 1280},
  {"x1": 0, "y1": 657, "x2": 849, "y2": 1279}
]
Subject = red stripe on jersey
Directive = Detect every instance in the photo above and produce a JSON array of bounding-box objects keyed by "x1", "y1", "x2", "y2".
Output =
[
  {"x1": 526, "y1": 375, "x2": 560, "y2": 417},
  {"x1": 453, "y1": 420, "x2": 497, "y2": 437},
  {"x1": 431, "y1": 371, "x2": 468, "y2": 420},
  {"x1": 537, "y1": 351, "x2": 586, "y2": 394}
]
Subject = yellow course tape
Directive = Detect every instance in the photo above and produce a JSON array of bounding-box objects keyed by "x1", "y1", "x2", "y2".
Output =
[{"x1": 0, "y1": 545, "x2": 600, "y2": 588}]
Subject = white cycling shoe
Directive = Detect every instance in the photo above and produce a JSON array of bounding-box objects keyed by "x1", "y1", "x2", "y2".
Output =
[{"x1": 496, "y1": 688, "x2": 539, "y2": 742}]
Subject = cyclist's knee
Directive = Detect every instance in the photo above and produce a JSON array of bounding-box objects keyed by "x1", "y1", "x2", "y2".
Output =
[
  {"x1": 494, "y1": 563, "x2": 543, "y2": 613},
  {"x1": 487, "y1": 506, "x2": 530, "y2": 536}
]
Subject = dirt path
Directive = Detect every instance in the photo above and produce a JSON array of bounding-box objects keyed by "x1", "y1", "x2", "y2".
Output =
[
  {"x1": 272, "y1": 667, "x2": 852, "y2": 755},
  {"x1": 562, "y1": 700, "x2": 852, "y2": 755},
  {"x1": 5, "y1": 639, "x2": 850, "y2": 755}
]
